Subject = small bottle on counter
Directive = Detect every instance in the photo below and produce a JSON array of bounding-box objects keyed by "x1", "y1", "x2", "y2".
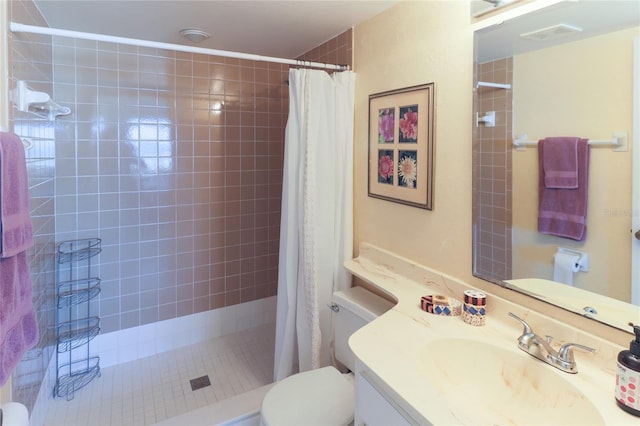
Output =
[{"x1": 616, "y1": 322, "x2": 640, "y2": 417}]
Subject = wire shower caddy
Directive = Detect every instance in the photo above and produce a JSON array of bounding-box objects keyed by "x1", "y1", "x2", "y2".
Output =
[{"x1": 54, "y1": 238, "x2": 102, "y2": 400}]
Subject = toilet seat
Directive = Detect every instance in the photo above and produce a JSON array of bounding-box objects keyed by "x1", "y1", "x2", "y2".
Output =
[{"x1": 260, "y1": 366, "x2": 354, "y2": 426}]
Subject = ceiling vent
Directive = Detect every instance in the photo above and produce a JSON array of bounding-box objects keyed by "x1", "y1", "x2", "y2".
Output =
[
  {"x1": 179, "y1": 29, "x2": 210, "y2": 43},
  {"x1": 520, "y1": 24, "x2": 582, "y2": 41}
]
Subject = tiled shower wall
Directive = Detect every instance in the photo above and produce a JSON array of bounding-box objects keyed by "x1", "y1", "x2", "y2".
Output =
[
  {"x1": 298, "y1": 29, "x2": 353, "y2": 69},
  {"x1": 49, "y1": 27, "x2": 352, "y2": 334},
  {"x1": 51, "y1": 41, "x2": 288, "y2": 333},
  {"x1": 473, "y1": 58, "x2": 513, "y2": 281},
  {"x1": 7, "y1": 0, "x2": 353, "y2": 408},
  {"x1": 7, "y1": 0, "x2": 57, "y2": 411}
]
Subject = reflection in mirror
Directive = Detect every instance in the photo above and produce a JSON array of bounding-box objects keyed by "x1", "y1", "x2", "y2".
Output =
[{"x1": 472, "y1": 0, "x2": 640, "y2": 333}]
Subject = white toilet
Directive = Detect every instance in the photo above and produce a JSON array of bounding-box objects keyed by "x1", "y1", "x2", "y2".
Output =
[{"x1": 260, "y1": 286, "x2": 393, "y2": 426}]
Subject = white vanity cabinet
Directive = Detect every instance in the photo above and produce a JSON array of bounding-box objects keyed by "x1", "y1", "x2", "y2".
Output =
[{"x1": 355, "y1": 365, "x2": 426, "y2": 426}]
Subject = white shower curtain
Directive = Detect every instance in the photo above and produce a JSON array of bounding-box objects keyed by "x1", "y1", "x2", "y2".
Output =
[{"x1": 273, "y1": 68, "x2": 355, "y2": 381}]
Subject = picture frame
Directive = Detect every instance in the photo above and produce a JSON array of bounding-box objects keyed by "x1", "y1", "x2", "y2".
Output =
[{"x1": 368, "y1": 83, "x2": 435, "y2": 210}]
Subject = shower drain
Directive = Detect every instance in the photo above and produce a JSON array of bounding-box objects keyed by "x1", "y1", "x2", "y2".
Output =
[{"x1": 189, "y1": 375, "x2": 211, "y2": 391}]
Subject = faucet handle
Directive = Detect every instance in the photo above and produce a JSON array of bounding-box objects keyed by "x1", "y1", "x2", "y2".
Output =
[
  {"x1": 508, "y1": 312, "x2": 533, "y2": 335},
  {"x1": 557, "y1": 342, "x2": 596, "y2": 363}
]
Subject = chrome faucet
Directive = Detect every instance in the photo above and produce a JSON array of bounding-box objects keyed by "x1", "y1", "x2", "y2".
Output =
[{"x1": 508, "y1": 312, "x2": 595, "y2": 374}]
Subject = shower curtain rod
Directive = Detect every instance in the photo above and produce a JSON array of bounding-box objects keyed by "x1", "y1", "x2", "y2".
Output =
[{"x1": 9, "y1": 22, "x2": 349, "y2": 71}]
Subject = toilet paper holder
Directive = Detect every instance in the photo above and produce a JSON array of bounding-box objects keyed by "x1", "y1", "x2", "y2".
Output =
[{"x1": 556, "y1": 247, "x2": 589, "y2": 272}]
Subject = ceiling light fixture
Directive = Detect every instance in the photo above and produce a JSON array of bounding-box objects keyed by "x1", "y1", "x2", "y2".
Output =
[{"x1": 179, "y1": 28, "x2": 210, "y2": 43}]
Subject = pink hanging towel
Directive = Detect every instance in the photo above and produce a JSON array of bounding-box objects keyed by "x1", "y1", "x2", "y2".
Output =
[
  {"x1": 538, "y1": 137, "x2": 590, "y2": 241},
  {"x1": 0, "y1": 132, "x2": 38, "y2": 386},
  {"x1": 542, "y1": 136, "x2": 579, "y2": 188},
  {"x1": 0, "y1": 132, "x2": 33, "y2": 257},
  {"x1": 0, "y1": 253, "x2": 39, "y2": 385}
]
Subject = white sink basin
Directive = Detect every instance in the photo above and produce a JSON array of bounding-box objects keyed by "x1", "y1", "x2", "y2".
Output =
[{"x1": 420, "y1": 338, "x2": 604, "y2": 425}]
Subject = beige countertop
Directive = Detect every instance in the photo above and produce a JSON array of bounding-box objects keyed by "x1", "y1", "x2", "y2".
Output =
[
  {"x1": 346, "y1": 243, "x2": 638, "y2": 425},
  {"x1": 504, "y1": 277, "x2": 640, "y2": 333}
]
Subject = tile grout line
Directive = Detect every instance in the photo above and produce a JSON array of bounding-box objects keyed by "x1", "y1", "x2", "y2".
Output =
[{"x1": 40, "y1": 324, "x2": 274, "y2": 425}]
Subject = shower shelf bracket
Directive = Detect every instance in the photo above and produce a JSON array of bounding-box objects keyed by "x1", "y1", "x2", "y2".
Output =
[
  {"x1": 54, "y1": 238, "x2": 102, "y2": 400},
  {"x1": 10, "y1": 80, "x2": 71, "y2": 120}
]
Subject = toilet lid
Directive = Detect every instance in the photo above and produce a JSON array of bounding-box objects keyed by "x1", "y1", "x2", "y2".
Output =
[{"x1": 261, "y1": 366, "x2": 354, "y2": 426}]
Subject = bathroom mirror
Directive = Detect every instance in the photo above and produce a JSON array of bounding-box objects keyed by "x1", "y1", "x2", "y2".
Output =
[{"x1": 472, "y1": 0, "x2": 640, "y2": 333}]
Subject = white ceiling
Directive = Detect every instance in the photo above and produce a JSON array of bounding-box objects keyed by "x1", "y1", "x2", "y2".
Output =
[{"x1": 31, "y1": 0, "x2": 399, "y2": 59}]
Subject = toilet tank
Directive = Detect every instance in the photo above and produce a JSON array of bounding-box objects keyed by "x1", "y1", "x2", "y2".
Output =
[{"x1": 332, "y1": 286, "x2": 393, "y2": 371}]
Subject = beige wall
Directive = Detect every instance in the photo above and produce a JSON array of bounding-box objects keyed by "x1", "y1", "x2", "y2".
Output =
[
  {"x1": 512, "y1": 27, "x2": 638, "y2": 301},
  {"x1": 354, "y1": 0, "x2": 474, "y2": 273},
  {"x1": 353, "y1": 1, "x2": 630, "y2": 345}
]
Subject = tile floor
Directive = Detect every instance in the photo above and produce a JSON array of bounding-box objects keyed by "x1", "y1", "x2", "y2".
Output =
[{"x1": 40, "y1": 323, "x2": 275, "y2": 426}]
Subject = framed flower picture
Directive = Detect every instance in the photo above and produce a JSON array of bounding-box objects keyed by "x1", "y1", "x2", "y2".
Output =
[{"x1": 368, "y1": 83, "x2": 435, "y2": 210}]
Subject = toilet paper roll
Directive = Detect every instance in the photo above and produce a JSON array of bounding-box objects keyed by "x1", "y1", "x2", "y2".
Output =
[{"x1": 553, "y1": 251, "x2": 580, "y2": 286}]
